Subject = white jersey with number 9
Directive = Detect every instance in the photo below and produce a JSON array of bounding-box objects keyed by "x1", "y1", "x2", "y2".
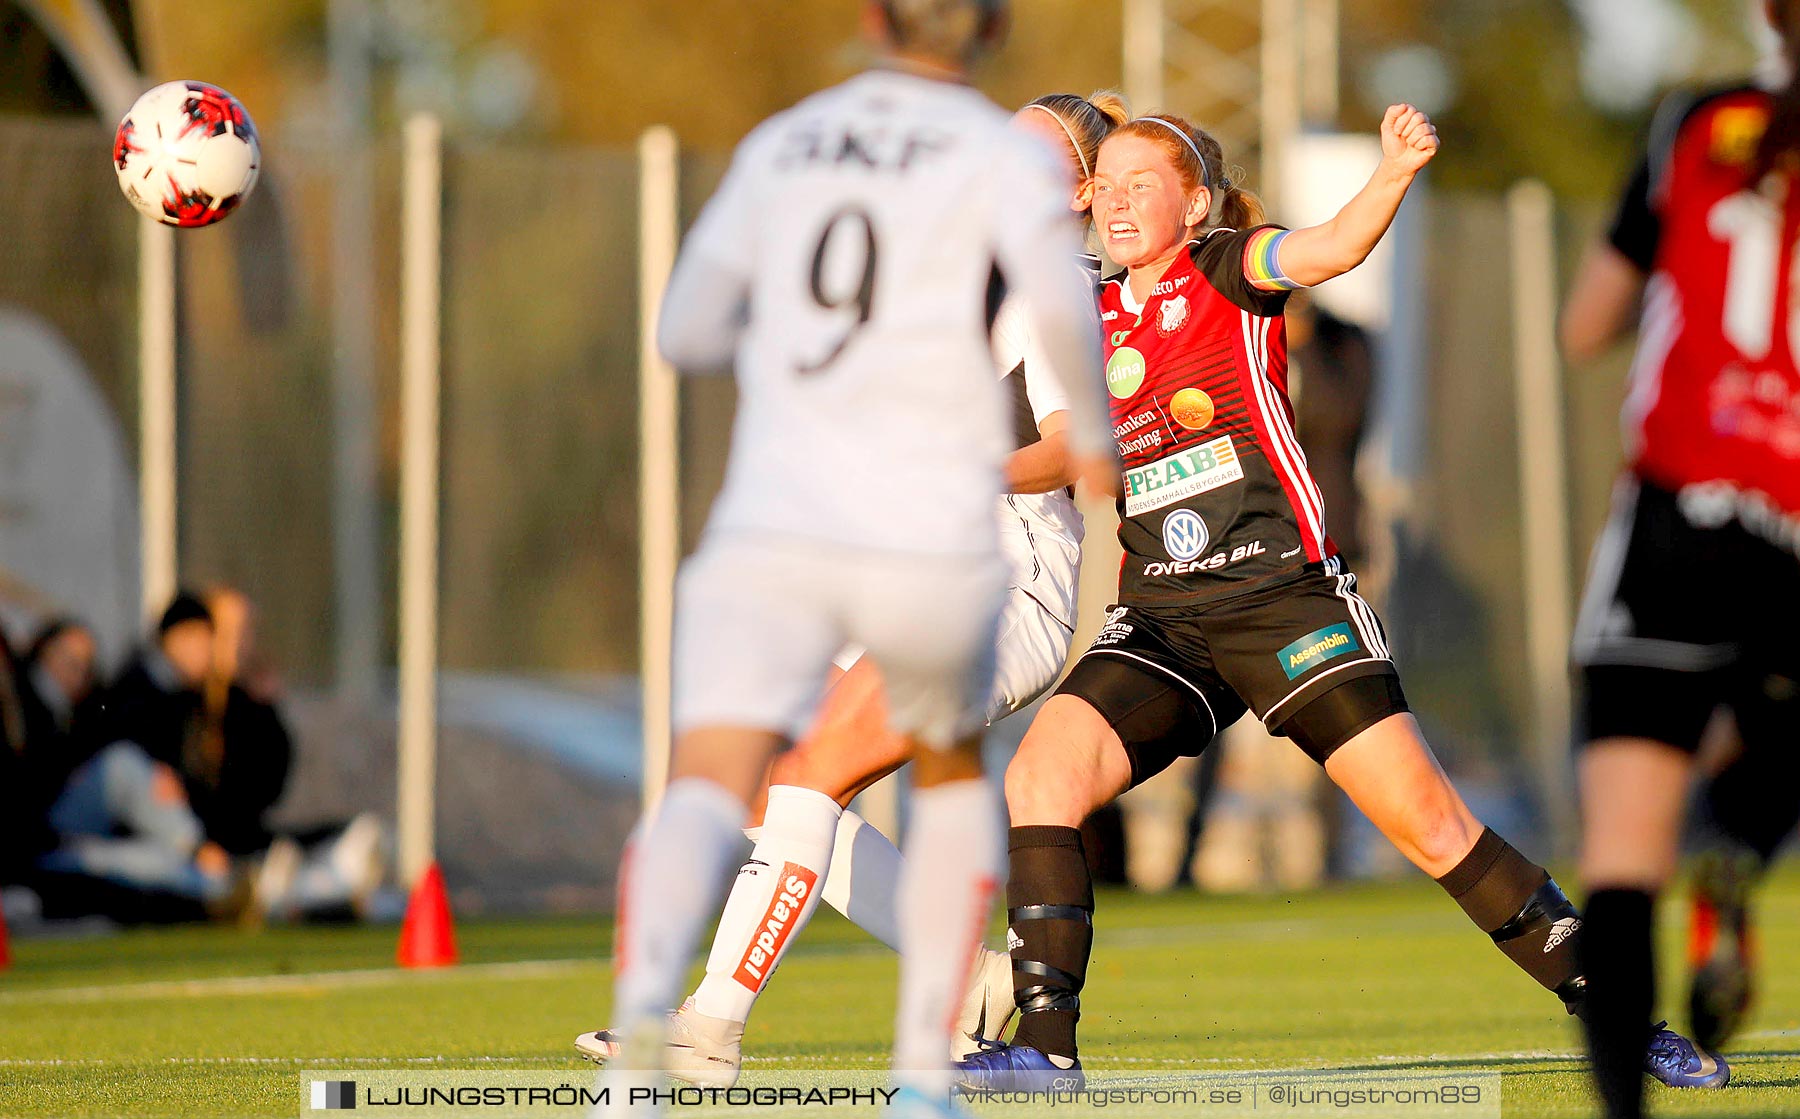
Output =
[{"x1": 657, "y1": 68, "x2": 1106, "y2": 557}]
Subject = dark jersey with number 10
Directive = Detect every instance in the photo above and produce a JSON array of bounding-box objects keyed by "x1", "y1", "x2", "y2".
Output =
[{"x1": 1100, "y1": 226, "x2": 1333, "y2": 605}]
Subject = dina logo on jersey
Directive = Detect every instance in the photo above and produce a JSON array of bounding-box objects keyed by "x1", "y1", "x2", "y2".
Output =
[{"x1": 1161, "y1": 510, "x2": 1209, "y2": 561}]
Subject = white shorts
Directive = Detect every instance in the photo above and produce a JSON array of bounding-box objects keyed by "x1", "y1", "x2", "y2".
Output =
[
  {"x1": 833, "y1": 585, "x2": 1075, "y2": 724},
  {"x1": 673, "y1": 535, "x2": 1007, "y2": 749}
]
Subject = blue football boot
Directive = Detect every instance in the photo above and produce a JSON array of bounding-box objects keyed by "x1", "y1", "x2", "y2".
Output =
[
  {"x1": 1644, "y1": 1021, "x2": 1730, "y2": 1089},
  {"x1": 954, "y1": 1039, "x2": 1085, "y2": 1094}
]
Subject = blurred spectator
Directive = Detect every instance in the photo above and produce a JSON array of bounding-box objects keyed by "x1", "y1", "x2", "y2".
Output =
[
  {"x1": 183, "y1": 587, "x2": 293, "y2": 856},
  {"x1": 20, "y1": 617, "x2": 101, "y2": 758},
  {"x1": 1179, "y1": 295, "x2": 1375, "y2": 893},
  {"x1": 177, "y1": 585, "x2": 385, "y2": 922},
  {"x1": 1288, "y1": 295, "x2": 1376, "y2": 568},
  {"x1": 0, "y1": 630, "x2": 61, "y2": 888},
  {"x1": 16, "y1": 606, "x2": 234, "y2": 918},
  {"x1": 89, "y1": 592, "x2": 214, "y2": 770}
]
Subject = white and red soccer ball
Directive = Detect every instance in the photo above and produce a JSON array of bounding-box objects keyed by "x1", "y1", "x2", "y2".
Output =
[{"x1": 113, "y1": 81, "x2": 261, "y2": 228}]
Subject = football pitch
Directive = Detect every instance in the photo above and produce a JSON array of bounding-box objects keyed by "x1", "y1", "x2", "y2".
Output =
[{"x1": 2, "y1": 867, "x2": 1796, "y2": 1118}]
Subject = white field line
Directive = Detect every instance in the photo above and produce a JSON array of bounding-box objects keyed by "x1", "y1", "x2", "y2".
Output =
[
  {"x1": 0, "y1": 912, "x2": 1413, "y2": 1007},
  {"x1": 5, "y1": 1034, "x2": 1797, "y2": 1070},
  {"x1": 0, "y1": 957, "x2": 599, "y2": 1006}
]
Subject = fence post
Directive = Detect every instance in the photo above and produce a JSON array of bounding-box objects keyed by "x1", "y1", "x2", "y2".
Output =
[
  {"x1": 638, "y1": 126, "x2": 680, "y2": 813},
  {"x1": 1507, "y1": 179, "x2": 1576, "y2": 856},
  {"x1": 138, "y1": 218, "x2": 176, "y2": 622},
  {"x1": 397, "y1": 112, "x2": 444, "y2": 890}
]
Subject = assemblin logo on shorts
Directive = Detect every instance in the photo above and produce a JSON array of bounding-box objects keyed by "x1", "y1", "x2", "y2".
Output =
[
  {"x1": 1123, "y1": 436, "x2": 1243, "y2": 515},
  {"x1": 1277, "y1": 623, "x2": 1360, "y2": 680},
  {"x1": 732, "y1": 865, "x2": 819, "y2": 991}
]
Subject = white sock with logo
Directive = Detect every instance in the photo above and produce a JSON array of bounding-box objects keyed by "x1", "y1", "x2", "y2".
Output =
[
  {"x1": 690, "y1": 784, "x2": 841, "y2": 1023},
  {"x1": 611, "y1": 778, "x2": 748, "y2": 1033},
  {"x1": 893, "y1": 778, "x2": 1004, "y2": 1090},
  {"x1": 820, "y1": 807, "x2": 903, "y2": 951}
]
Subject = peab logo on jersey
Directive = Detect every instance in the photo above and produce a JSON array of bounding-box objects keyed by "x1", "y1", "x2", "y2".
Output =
[
  {"x1": 732, "y1": 864, "x2": 819, "y2": 992},
  {"x1": 1124, "y1": 435, "x2": 1244, "y2": 515},
  {"x1": 1162, "y1": 510, "x2": 1209, "y2": 561}
]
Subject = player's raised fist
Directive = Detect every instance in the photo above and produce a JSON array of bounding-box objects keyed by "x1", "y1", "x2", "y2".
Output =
[{"x1": 1380, "y1": 103, "x2": 1439, "y2": 176}]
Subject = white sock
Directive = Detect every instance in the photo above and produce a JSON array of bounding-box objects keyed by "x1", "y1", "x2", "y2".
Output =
[
  {"x1": 690, "y1": 785, "x2": 841, "y2": 1022},
  {"x1": 892, "y1": 779, "x2": 1004, "y2": 1091},
  {"x1": 611, "y1": 779, "x2": 748, "y2": 1033},
  {"x1": 820, "y1": 807, "x2": 903, "y2": 951}
]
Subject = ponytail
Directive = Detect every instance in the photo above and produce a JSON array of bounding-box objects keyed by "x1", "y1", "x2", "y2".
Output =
[{"x1": 1216, "y1": 179, "x2": 1266, "y2": 231}]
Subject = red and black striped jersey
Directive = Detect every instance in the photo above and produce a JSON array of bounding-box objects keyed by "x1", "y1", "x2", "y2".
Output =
[
  {"x1": 1609, "y1": 85, "x2": 1800, "y2": 515},
  {"x1": 1099, "y1": 226, "x2": 1335, "y2": 605}
]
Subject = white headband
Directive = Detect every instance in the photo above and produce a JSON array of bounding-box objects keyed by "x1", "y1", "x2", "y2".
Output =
[
  {"x1": 1023, "y1": 103, "x2": 1090, "y2": 178},
  {"x1": 1133, "y1": 116, "x2": 1211, "y2": 190}
]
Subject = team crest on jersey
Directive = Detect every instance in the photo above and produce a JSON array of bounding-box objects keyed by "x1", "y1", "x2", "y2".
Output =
[{"x1": 1156, "y1": 294, "x2": 1190, "y2": 337}]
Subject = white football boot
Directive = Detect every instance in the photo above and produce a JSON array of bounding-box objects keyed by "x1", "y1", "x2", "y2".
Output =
[
  {"x1": 576, "y1": 999, "x2": 744, "y2": 1090},
  {"x1": 950, "y1": 948, "x2": 1016, "y2": 1061}
]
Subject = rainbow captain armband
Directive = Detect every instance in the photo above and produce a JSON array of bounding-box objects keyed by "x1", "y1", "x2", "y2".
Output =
[{"x1": 1243, "y1": 227, "x2": 1306, "y2": 292}]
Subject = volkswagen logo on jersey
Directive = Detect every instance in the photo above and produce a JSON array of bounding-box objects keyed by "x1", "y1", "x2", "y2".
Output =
[{"x1": 1162, "y1": 509, "x2": 1209, "y2": 561}]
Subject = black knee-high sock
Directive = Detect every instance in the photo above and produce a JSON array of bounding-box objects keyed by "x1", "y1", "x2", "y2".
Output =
[
  {"x1": 1698, "y1": 741, "x2": 1800, "y2": 865},
  {"x1": 1580, "y1": 889, "x2": 1655, "y2": 1119},
  {"x1": 1006, "y1": 825, "x2": 1092, "y2": 1060},
  {"x1": 1435, "y1": 828, "x2": 1587, "y2": 1011}
]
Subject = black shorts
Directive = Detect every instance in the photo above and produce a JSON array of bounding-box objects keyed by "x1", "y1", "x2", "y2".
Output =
[
  {"x1": 1054, "y1": 556, "x2": 1407, "y2": 785},
  {"x1": 1574, "y1": 477, "x2": 1800, "y2": 754}
]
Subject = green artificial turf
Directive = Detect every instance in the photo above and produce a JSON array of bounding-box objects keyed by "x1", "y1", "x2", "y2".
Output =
[{"x1": 1, "y1": 868, "x2": 1794, "y2": 1117}]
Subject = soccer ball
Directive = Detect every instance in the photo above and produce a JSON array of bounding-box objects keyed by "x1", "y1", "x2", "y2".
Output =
[{"x1": 113, "y1": 81, "x2": 261, "y2": 228}]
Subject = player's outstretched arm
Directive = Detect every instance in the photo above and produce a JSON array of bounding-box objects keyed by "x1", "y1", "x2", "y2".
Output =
[
  {"x1": 1560, "y1": 241, "x2": 1646, "y2": 363},
  {"x1": 1004, "y1": 411, "x2": 1072, "y2": 494},
  {"x1": 1272, "y1": 103, "x2": 1438, "y2": 289}
]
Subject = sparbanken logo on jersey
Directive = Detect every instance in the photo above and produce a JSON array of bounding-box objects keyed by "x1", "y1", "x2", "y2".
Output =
[{"x1": 732, "y1": 864, "x2": 819, "y2": 991}]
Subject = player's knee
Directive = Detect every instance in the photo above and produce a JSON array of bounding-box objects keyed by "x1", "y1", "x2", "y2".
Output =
[
  {"x1": 1410, "y1": 809, "x2": 1478, "y2": 870},
  {"x1": 1005, "y1": 740, "x2": 1078, "y2": 825}
]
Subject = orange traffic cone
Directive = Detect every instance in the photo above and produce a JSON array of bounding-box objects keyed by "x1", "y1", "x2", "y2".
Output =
[{"x1": 396, "y1": 862, "x2": 458, "y2": 968}]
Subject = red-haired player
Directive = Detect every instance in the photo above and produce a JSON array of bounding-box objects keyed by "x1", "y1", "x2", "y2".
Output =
[{"x1": 960, "y1": 105, "x2": 1718, "y2": 1096}]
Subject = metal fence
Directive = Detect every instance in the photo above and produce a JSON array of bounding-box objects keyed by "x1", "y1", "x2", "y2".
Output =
[{"x1": 0, "y1": 116, "x2": 1635, "y2": 885}]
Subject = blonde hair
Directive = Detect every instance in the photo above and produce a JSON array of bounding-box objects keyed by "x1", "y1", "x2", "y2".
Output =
[
  {"x1": 1023, "y1": 90, "x2": 1130, "y2": 212},
  {"x1": 1111, "y1": 112, "x2": 1266, "y2": 231}
]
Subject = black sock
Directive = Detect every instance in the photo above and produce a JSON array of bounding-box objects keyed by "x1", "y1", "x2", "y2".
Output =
[
  {"x1": 1579, "y1": 888, "x2": 1655, "y2": 1119},
  {"x1": 1435, "y1": 828, "x2": 1586, "y2": 1010},
  {"x1": 1699, "y1": 742, "x2": 1800, "y2": 864},
  {"x1": 1006, "y1": 825, "x2": 1092, "y2": 1061}
]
